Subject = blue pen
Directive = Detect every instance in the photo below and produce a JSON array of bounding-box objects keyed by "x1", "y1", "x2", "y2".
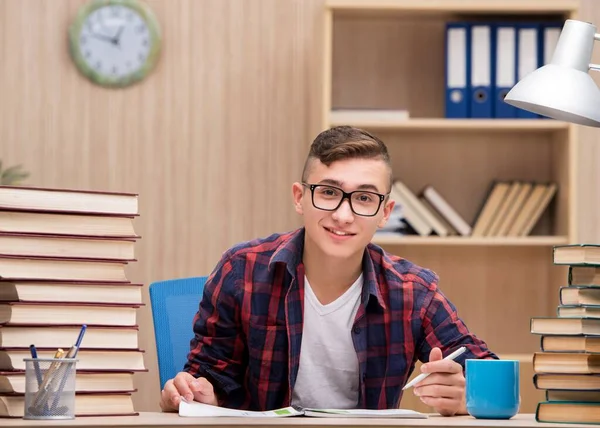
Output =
[
  {"x1": 71, "y1": 324, "x2": 87, "y2": 358},
  {"x1": 29, "y1": 344, "x2": 43, "y2": 386},
  {"x1": 50, "y1": 325, "x2": 87, "y2": 412}
]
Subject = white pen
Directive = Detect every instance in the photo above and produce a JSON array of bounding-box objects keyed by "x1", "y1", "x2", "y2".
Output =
[{"x1": 402, "y1": 346, "x2": 467, "y2": 390}]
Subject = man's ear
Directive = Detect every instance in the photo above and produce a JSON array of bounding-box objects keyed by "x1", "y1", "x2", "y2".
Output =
[
  {"x1": 292, "y1": 182, "x2": 304, "y2": 215},
  {"x1": 378, "y1": 198, "x2": 395, "y2": 228}
]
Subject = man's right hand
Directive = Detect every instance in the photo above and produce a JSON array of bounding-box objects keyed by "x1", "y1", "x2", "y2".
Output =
[{"x1": 159, "y1": 372, "x2": 218, "y2": 412}]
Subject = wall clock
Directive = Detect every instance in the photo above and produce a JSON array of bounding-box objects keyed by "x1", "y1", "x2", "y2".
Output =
[{"x1": 68, "y1": 0, "x2": 162, "y2": 88}]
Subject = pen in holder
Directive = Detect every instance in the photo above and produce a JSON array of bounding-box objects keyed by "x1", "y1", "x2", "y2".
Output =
[{"x1": 23, "y1": 357, "x2": 77, "y2": 420}]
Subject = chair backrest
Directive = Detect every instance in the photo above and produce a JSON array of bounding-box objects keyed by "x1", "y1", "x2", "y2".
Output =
[{"x1": 149, "y1": 276, "x2": 207, "y2": 389}]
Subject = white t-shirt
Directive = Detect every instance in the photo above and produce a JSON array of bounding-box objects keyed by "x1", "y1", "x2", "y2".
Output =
[{"x1": 291, "y1": 273, "x2": 363, "y2": 409}]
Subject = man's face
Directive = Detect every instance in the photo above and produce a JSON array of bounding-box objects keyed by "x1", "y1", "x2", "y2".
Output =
[{"x1": 292, "y1": 157, "x2": 394, "y2": 260}]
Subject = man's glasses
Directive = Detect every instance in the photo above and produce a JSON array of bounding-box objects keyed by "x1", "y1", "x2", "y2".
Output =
[{"x1": 302, "y1": 183, "x2": 388, "y2": 217}]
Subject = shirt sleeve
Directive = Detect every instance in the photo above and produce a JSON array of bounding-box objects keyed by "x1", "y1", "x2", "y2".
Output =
[
  {"x1": 417, "y1": 282, "x2": 498, "y2": 366},
  {"x1": 183, "y1": 253, "x2": 248, "y2": 408}
]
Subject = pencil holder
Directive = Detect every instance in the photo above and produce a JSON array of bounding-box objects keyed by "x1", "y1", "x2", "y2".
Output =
[{"x1": 23, "y1": 358, "x2": 77, "y2": 420}]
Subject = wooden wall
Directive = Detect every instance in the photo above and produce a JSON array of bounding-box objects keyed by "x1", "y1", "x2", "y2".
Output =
[
  {"x1": 0, "y1": 0, "x2": 322, "y2": 411},
  {"x1": 0, "y1": 0, "x2": 598, "y2": 413}
]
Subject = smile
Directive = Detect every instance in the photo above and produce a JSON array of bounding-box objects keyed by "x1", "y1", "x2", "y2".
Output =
[{"x1": 324, "y1": 226, "x2": 355, "y2": 237}]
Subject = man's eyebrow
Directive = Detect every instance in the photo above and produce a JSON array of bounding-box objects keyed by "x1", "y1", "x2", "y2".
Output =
[{"x1": 318, "y1": 178, "x2": 382, "y2": 193}]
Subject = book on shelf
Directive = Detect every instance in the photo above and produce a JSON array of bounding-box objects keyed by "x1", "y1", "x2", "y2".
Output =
[
  {"x1": 505, "y1": 183, "x2": 552, "y2": 236},
  {"x1": 419, "y1": 196, "x2": 459, "y2": 235},
  {"x1": 554, "y1": 244, "x2": 600, "y2": 266},
  {"x1": 329, "y1": 109, "x2": 409, "y2": 124},
  {"x1": 0, "y1": 255, "x2": 129, "y2": 282},
  {"x1": 0, "y1": 281, "x2": 143, "y2": 304},
  {"x1": 0, "y1": 348, "x2": 146, "y2": 371},
  {"x1": 0, "y1": 393, "x2": 137, "y2": 417},
  {"x1": 0, "y1": 186, "x2": 138, "y2": 216},
  {"x1": 0, "y1": 325, "x2": 140, "y2": 349},
  {"x1": 389, "y1": 183, "x2": 432, "y2": 236},
  {"x1": 471, "y1": 181, "x2": 511, "y2": 237},
  {"x1": 540, "y1": 335, "x2": 600, "y2": 353},
  {"x1": 519, "y1": 183, "x2": 557, "y2": 236},
  {"x1": 394, "y1": 181, "x2": 450, "y2": 237},
  {"x1": 0, "y1": 302, "x2": 139, "y2": 326},
  {"x1": 0, "y1": 232, "x2": 136, "y2": 261},
  {"x1": 569, "y1": 266, "x2": 600, "y2": 286},
  {"x1": 560, "y1": 286, "x2": 600, "y2": 306},
  {"x1": 496, "y1": 182, "x2": 533, "y2": 236},
  {"x1": 0, "y1": 210, "x2": 138, "y2": 238},
  {"x1": 420, "y1": 185, "x2": 471, "y2": 236},
  {"x1": 485, "y1": 181, "x2": 523, "y2": 237},
  {"x1": 0, "y1": 371, "x2": 136, "y2": 394}
]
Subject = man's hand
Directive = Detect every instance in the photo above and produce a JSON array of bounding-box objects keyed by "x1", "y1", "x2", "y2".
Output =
[
  {"x1": 413, "y1": 347, "x2": 467, "y2": 416},
  {"x1": 159, "y1": 372, "x2": 218, "y2": 412}
]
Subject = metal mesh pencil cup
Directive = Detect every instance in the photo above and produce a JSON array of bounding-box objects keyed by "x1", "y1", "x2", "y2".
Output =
[{"x1": 23, "y1": 357, "x2": 77, "y2": 420}]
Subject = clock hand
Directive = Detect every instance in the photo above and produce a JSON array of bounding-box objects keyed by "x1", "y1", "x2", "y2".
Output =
[
  {"x1": 113, "y1": 26, "x2": 125, "y2": 46},
  {"x1": 90, "y1": 32, "x2": 118, "y2": 45}
]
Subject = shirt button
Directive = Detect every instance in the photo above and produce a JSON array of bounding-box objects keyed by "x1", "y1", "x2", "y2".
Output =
[{"x1": 353, "y1": 326, "x2": 361, "y2": 334}]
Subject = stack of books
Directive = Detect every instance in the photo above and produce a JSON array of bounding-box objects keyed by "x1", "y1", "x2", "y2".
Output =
[
  {"x1": 0, "y1": 186, "x2": 146, "y2": 418},
  {"x1": 530, "y1": 244, "x2": 600, "y2": 424}
]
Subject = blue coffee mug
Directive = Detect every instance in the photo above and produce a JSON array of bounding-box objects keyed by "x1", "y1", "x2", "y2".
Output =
[{"x1": 465, "y1": 359, "x2": 520, "y2": 419}]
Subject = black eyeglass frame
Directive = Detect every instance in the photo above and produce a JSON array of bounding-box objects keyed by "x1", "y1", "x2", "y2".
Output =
[{"x1": 301, "y1": 182, "x2": 389, "y2": 217}]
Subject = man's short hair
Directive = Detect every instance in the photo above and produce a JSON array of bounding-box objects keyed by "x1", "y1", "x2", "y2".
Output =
[{"x1": 301, "y1": 126, "x2": 392, "y2": 191}]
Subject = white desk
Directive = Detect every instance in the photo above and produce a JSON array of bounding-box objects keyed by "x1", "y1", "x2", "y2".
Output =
[{"x1": 1, "y1": 413, "x2": 592, "y2": 428}]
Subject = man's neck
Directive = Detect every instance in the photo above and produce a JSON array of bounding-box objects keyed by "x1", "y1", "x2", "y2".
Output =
[{"x1": 302, "y1": 236, "x2": 364, "y2": 305}]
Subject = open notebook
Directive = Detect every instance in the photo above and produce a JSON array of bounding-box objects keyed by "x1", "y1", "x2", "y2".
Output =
[{"x1": 179, "y1": 400, "x2": 428, "y2": 419}]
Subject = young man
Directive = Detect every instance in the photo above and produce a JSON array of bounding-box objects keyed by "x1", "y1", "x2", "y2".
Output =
[{"x1": 159, "y1": 126, "x2": 497, "y2": 416}]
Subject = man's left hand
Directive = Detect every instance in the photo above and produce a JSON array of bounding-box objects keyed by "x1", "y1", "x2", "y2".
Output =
[{"x1": 413, "y1": 347, "x2": 467, "y2": 416}]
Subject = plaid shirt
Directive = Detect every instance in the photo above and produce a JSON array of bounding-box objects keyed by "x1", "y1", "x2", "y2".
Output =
[{"x1": 184, "y1": 228, "x2": 496, "y2": 410}]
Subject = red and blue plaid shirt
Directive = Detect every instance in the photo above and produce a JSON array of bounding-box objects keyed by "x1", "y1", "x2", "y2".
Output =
[{"x1": 184, "y1": 228, "x2": 496, "y2": 410}]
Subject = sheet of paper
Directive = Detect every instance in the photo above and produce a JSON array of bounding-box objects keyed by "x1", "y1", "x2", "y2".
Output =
[
  {"x1": 178, "y1": 399, "x2": 302, "y2": 418},
  {"x1": 303, "y1": 408, "x2": 428, "y2": 419}
]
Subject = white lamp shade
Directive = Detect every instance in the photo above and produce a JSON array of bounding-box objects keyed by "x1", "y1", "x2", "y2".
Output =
[
  {"x1": 504, "y1": 19, "x2": 600, "y2": 127},
  {"x1": 504, "y1": 63, "x2": 600, "y2": 127}
]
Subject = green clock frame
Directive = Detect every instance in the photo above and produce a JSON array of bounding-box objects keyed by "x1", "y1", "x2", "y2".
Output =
[{"x1": 68, "y1": 0, "x2": 162, "y2": 88}]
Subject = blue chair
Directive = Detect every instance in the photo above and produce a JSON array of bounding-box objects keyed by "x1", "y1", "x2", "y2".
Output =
[{"x1": 149, "y1": 276, "x2": 207, "y2": 389}]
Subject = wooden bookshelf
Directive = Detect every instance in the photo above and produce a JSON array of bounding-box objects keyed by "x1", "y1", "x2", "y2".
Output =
[
  {"x1": 322, "y1": 0, "x2": 579, "y2": 414},
  {"x1": 326, "y1": 0, "x2": 580, "y2": 14},
  {"x1": 328, "y1": 116, "x2": 570, "y2": 132}
]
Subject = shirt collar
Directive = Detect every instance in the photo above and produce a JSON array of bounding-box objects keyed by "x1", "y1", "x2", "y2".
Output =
[
  {"x1": 269, "y1": 227, "x2": 305, "y2": 277},
  {"x1": 269, "y1": 227, "x2": 387, "y2": 311}
]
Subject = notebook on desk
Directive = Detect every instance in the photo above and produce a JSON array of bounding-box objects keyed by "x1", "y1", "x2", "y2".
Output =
[{"x1": 178, "y1": 399, "x2": 428, "y2": 419}]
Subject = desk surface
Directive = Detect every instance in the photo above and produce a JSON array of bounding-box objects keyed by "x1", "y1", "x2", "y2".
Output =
[{"x1": 1, "y1": 413, "x2": 593, "y2": 428}]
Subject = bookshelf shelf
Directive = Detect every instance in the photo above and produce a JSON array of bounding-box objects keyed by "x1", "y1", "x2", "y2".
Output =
[
  {"x1": 328, "y1": 117, "x2": 570, "y2": 132},
  {"x1": 371, "y1": 235, "x2": 570, "y2": 246},
  {"x1": 326, "y1": 0, "x2": 579, "y2": 14}
]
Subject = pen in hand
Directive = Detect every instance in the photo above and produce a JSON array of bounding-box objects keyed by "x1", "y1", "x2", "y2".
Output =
[{"x1": 402, "y1": 346, "x2": 467, "y2": 390}]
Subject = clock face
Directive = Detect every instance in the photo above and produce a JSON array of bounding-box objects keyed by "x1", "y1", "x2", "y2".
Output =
[{"x1": 69, "y1": 0, "x2": 161, "y2": 87}]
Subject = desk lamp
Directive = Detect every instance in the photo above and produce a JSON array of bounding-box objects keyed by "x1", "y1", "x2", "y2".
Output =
[{"x1": 505, "y1": 19, "x2": 600, "y2": 127}]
